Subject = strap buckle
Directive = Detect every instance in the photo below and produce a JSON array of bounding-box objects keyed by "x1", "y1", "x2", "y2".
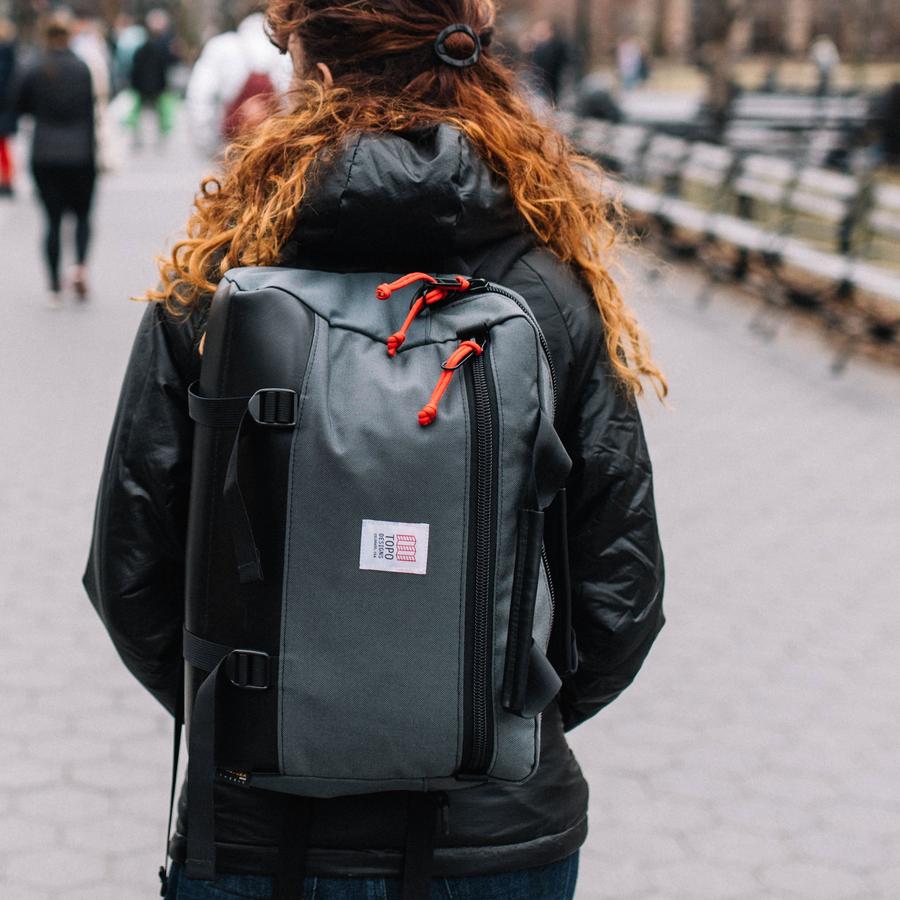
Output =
[
  {"x1": 248, "y1": 389, "x2": 298, "y2": 427},
  {"x1": 226, "y1": 650, "x2": 270, "y2": 690}
]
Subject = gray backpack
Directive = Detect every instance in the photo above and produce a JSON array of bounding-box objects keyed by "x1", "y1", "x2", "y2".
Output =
[{"x1": 174, "y1": 247, "x2": 575, "y2": 896}]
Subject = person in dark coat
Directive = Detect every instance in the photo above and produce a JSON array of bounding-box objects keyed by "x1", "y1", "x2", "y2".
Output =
[
  {"x1": 0, "y1": 17, "x2": 17, "y2": 196},
  {"x1": 526, "y1": 18, "x2": 573, "y2": 106},
  {"x1": 129, "y1": 8, "x2": 174, "y2": 147},
  {"x1": 83, "y1": 1, "x2": 666, "y2": 897},
  {"x1": 15, "y1": 11, "x2": 96, "y2": 304}
]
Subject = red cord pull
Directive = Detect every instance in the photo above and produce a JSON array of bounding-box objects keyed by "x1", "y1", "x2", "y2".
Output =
[
  {"x1": 386, "y1": 295, "x2": 427, "y2": 357},
  {"x1": 376, "y1": 273, "x2": 436, "y2": 300},
  {"x1": 377, "y1": 274, "x2": 474, "y2": 357},
  {"x1": 418, "y1": 340, "x2": 484, "y2": 427}
]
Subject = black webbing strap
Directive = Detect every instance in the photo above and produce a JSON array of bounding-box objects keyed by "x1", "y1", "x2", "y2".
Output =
[
  {"x1": 188, "y1": 382, "x2": 251, "y2": 429},
  {"x1": 275, "y1": 795, "x2": 314, "y2": 900},
  {"x1": 401, "y1": 794, "x2": 439, "y2": 900},
  {"x1": 189, "y1": 383, "x2": 297, "y2": 585},
  {"x1": 158, "y1": 666, "x2": 184, "y2": 897},
  {"x1": 472, "y1": 232, "x2": 536, "y2": 285},
  {"x1": 183, "y1": 628, "x2": 232, "y2": 673},
  {"x1": 182, "y1": 630, "x2": 271, "y2": 883},
  {"x1": 184, "y1": 656, "x2": 223, "y2": 881},
  {"x1": 224, "y1": 409, "x2": 265, "y2": 583}
]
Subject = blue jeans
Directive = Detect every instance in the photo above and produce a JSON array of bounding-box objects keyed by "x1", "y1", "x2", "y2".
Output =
[{"x1": 166, "y1": 853, "x2": 578, "y2": 899}]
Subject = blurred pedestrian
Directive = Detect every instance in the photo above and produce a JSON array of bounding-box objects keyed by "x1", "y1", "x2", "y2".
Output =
[
  {"x1": 185, "y1": 2, "x2": 292, "y2": 155},
  {"x1": 525, "y1": 18, "x2": 573, "y2": 106},
  {"x1": 0, "y1": 17, "x2": 16, "y2": 198},
  {"x1": 84, "y1": 1, "x2": 666, "y2": 898},
  {"x1": 616, "y1": 35, "x2": 646, "y2": 91},
  {"x1": 112, "y1": 12, "x2": 147, "y2": 94},
  {"x1": 810, "y1": 34, "x2": 840, "y2": 97},
  {"x1": 14, "y1": 11, "x2": 96, "y2": 306},
  {"x1": 130, "y1": 8, "x2": 176, "y2": 149}
]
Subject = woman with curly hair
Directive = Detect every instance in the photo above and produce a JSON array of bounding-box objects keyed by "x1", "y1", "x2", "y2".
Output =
[{"x1": 84, "y1": 2, "x2": 666, "y2": 899}]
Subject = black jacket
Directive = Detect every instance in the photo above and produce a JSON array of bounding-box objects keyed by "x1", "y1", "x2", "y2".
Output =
[
  {"x1": 0, "y1": 41, "x2": 16, "y2": 137},
  {"x1": 14, "y1": 48, "x2": 95, "y2": 168},
  {"x1": 84, "y1": 125, "x2": 664, "y2": 878},
  {"x1": 130, "y1": 38, "x2": 171, "y2": 99}
]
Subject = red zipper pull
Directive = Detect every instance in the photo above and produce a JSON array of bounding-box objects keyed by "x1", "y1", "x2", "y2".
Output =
[
  {"x1": 377, "y1": 274, "x2": 473, "y2": 357},
  {"x1": 386, "y1": 295, "x2": 427, "y2": 357},
  {"x1": 375, "y1": 273, "x2": 436, "y2": 300},
  {"x1": 418, "y1": 340, "x2": 484, "y2": 427}
]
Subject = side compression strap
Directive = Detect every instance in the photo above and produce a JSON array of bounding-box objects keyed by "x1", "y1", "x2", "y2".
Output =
[
  {"x1": 188, "y1": 383, "x2": 298, "y2": 584},
  {"x1": 223, "y1": 411, "x2": 264, "y2": 583},
  {"x1": 188, "y1": 384, "x2": 251, "y2": 428},
  {"x1": 183, "y1": 630, "x2": 271, "y2": 882},
  {"x1": 184, "y1": 655, "x2": 223, "y2": 881}
]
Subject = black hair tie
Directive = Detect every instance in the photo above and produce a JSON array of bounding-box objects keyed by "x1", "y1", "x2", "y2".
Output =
[{"x1": 434, "y1": 23, "x2": 483, "y2": 69}]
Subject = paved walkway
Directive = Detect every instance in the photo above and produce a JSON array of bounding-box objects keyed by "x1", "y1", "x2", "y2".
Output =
[{"x1": 1, "y1": 126, "x2": 898, "y2": 899}]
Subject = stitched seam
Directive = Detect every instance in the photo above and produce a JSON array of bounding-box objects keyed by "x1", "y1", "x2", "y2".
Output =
[
  {"x1": 279, "y1": 314, "x2": 321, "y2": 773},
  {"x1": 520, "y1": 255, "x2": 579, "y2": 362},
  {"x1": 488, "y1": 343, "x2": 503, "y2": 774},
  {"x1": 333, "y1": 134, "x2": 364, "y2": 239}
]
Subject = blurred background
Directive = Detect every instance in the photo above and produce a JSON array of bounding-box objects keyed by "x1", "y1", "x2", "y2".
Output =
[{"x1": 0, "y1": 1, "x2": 898, "y2": 898}]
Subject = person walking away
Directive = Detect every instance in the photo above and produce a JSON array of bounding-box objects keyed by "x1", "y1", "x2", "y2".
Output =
[
  {"x1": 0, "y1": 17, "x2": 17, "y2": 197},
  {"x1": 130, "y1": 9, "x2": 176, "y2": 149},
  {"x1": 526, "y1": 18, "x2": 573, "y2": 106},
  {"x1": 810, "y1": 35, "x2": 840, "y2": 97},
  {"x1": 185, "y1": 3, "x2": 292, "y2": 156},
  {"x1": 15, "y1": 12, "x2": 96, "y2": 306},
  {"x1": 616, "y1": 35, "x2": 644, "y2": 92},
  {"x1": 84, "y1": 1, "x2": 666, "y2": 897},
  {"x1": 112, "y1": 12, "x2": 146, "y2": 94}
]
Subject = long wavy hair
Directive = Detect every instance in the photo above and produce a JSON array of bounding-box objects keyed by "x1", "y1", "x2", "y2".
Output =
[{"x1": 150, "y1": 0, "x2": 667, "y2": 399}]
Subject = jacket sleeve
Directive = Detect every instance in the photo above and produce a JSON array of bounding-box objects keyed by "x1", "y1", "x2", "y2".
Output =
[
  {"x1": 12, "y1": 65, "x2": 34, "y2": 118},
  {"x1": 83, "y1": 302, "x2": 200, "y2": 716},
  {"x1": 557, "y1": 307, "x2": 666, "y2": 731}
]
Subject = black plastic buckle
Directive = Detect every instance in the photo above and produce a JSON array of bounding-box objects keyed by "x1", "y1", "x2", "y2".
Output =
[
  {"x1": 226, "y1": 650, "x2": 270, "y2": 690},
  {"x1": 248, "y1": 389, "x2": 298, "y2": 427},
  {"x1": 430, "y1": 274, "x2": 472, "y2": 290}
]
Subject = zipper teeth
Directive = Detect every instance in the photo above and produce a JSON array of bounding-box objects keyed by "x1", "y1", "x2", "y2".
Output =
[
  {"x1": 470, "y1": 352, "x2": 494, "y2": 772},
  {"x1": 541, "y1": 545, "x2": 556, "y2": 635}
]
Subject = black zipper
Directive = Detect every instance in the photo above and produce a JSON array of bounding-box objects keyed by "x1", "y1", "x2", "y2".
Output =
[
  {"x1": 462, "y1": 279, "x2": 559, "y2": 415},
  {"x1": 461, "y1": 344, "x2": 498, "y2": 775},
  {"x1": 541, "y1": 545, "x2": 557, "y2": 634}
]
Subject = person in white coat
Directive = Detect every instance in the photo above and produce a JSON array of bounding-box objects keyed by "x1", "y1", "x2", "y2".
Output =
[{"x1": 186, "y1": 10, "x2": 293, "y2": 156}]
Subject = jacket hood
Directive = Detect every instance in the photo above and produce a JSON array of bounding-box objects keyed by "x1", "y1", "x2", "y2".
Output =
[{"x1": 281, "y1": 125, "x2": 526, "y2": 272}]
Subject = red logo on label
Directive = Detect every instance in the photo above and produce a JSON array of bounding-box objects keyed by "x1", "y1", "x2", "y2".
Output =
[{"x1": 396, "y1": 534, "x2": 417, "y2": 563}]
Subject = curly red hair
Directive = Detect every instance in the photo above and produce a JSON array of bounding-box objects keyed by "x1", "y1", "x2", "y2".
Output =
[{"x1": 149, "y1": 0, "x2": 667, "y2": 400}]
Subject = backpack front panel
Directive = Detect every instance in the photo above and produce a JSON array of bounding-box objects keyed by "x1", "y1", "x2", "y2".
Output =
[
  {"x1": 278, "y1": 316, "x2": 472, "y2": 783},
  {"x1": 186, "y1": 267, "x2": 569, "y2": 800}
]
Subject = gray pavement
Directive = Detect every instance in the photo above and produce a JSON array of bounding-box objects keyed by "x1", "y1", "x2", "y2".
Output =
[{"x1": 1, "y1": 124, "x2": 898, "y2": 899}]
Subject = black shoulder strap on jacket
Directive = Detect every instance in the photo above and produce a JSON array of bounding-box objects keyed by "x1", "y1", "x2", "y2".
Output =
[
  {"x1": 158, "y1": 667, "x2": 184, "y2": 896},
  {"x1": 402, "y1": 793, "x2": 440, "y2": 900},
  {"x1": 471, "y1": 231, "x2": 536, "y2": 285}
]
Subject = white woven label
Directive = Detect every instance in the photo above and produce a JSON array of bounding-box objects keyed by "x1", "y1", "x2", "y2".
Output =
[{"x1": 359, "y1": 520, "x2": 429, "y2": 576}]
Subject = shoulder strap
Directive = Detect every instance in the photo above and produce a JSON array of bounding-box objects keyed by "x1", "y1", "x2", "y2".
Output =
[{"x1": 471, "y1": 231, "x2": 536, "y2": 285}]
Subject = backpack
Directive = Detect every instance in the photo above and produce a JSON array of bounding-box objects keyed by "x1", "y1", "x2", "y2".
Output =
[
  {"x1": 170, "y1": 240, "x2": 577, "y2": 898},
  {"x1": 221, "y1": 71, "x2": 275, "y2": 140}
]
